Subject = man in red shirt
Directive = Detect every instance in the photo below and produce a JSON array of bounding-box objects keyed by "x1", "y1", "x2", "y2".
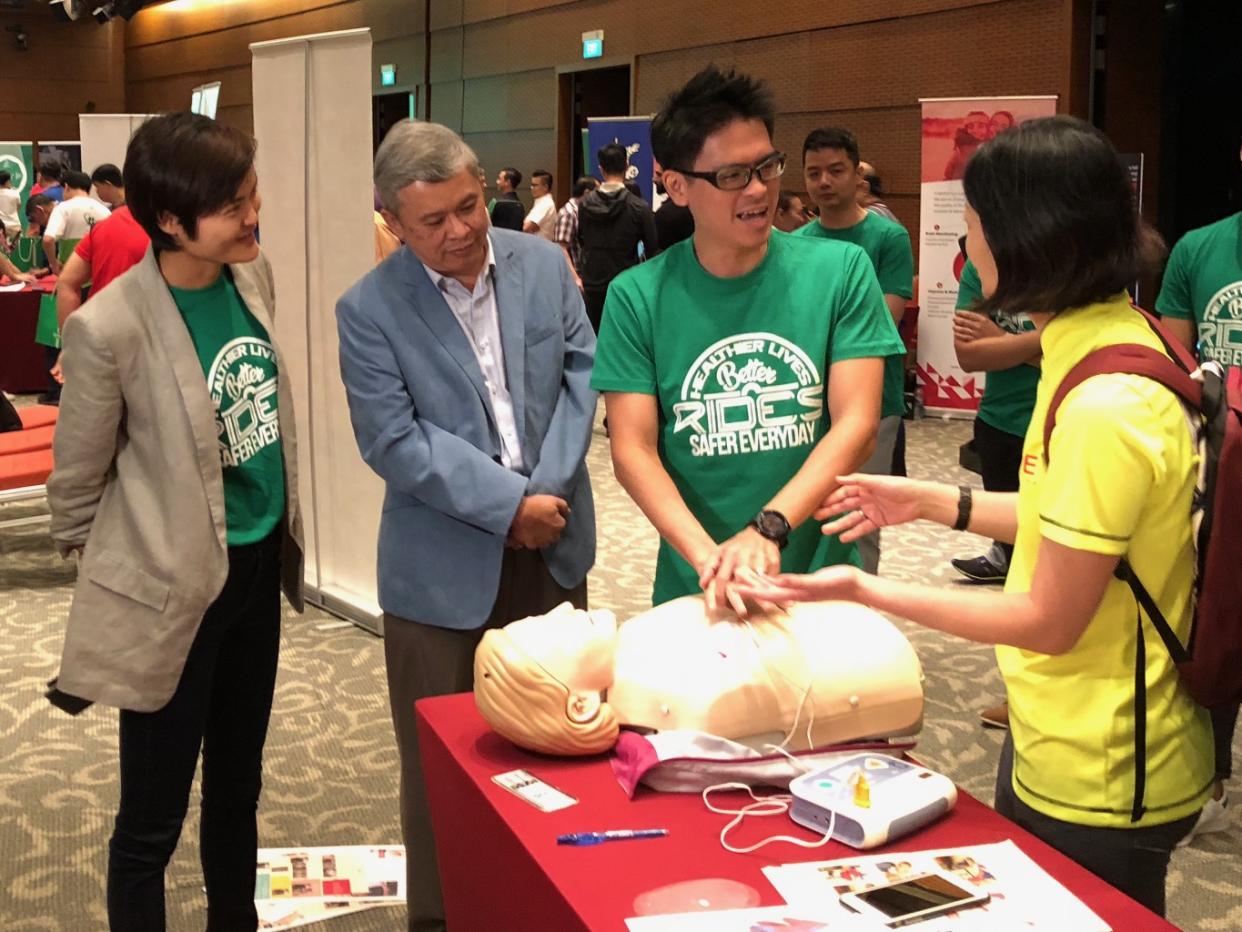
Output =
[{"x1": 52, "y1": 204, "x2": 150, "y2": 382}]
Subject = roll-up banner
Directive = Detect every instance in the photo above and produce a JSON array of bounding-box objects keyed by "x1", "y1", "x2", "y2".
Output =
[
  {"x1": 916, "y1": 96, "x2": 1058, "y2": 416},
  {"x1": 587, "y1": 116, "x2": 655, "y2": 204}
]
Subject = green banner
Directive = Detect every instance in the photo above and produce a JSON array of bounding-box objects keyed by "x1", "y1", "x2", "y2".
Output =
[{"x1": 0, "y1": 142, "x2": 35, "y2": 230}]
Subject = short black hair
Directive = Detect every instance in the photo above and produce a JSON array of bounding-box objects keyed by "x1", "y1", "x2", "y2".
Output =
[
  {"x1": 802, "y1": 128, "x2": 860, "y2": 166},
  {"x1": 863, "y1": 170, "x2": 884, "y2": 197},
  {"x1": 963, "y1": 115, "x2": 1139, "y2": 316},
  {"x1": 64, "y1": 170, "x2": 92, "y2": 192},
  {"x1": 652, "y1": 65, "x2": 775, "y2": 171},
  {"x1": 597, "y1": 143, "x2": 627, "y2": 176},
  {"x1": 532, "y1": 169, "x2": 552, "y2": 188},
  {"x1": 38, "y1": 159, "x2": 63, "y2": 183},
  {"x1": 25, "y1": 194, "x2": 52, "y2": 219},
  {"x1": 777, "y1": 191, "x2": 798, "y2": 212},
  {"x1": 500, "y1": 167, "x2": 521, "y2": 188},
  {"x1": 124, "y1": 111, "x2": 256, "y2": 252},
  {"x1": 572, "y1": 175, "x2": 598, "y2": 198},
  {"x1": 91, "y1": 163, "x2": 124, "y2": 187},
  {"x1": 0, "y1": 171, "x2": 10, "y2": 186}
]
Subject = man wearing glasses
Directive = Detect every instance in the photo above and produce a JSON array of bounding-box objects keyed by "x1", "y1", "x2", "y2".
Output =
[{"x1": 591, "y1": 66, "x2": 902, "y2": 612}]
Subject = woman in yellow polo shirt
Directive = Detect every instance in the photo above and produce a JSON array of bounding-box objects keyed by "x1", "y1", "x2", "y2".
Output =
[{"x1": 736, "y1": 115, "x2": 1212, "y2": 917}]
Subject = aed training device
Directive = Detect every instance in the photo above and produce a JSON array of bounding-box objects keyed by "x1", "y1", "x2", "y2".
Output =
[{"x1": 788, "y1": 754, "x2": 956, "y2": 849}]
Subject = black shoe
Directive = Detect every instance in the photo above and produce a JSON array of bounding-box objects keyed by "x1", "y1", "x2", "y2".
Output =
[
  {"x1": 951, "y1": 555, "x2": 1007, "y2": 583},
  {"x1": 36, "y1": 392, "x2": 60, "y2": 406}
]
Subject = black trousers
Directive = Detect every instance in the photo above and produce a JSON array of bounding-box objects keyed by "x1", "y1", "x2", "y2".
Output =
[
  {"x1": 107, "y1": 531, "x2": 282, "y2": 932},
  {"x1": 973, "y1": 417, "x2": 1025, "y2": 564},
  {"x1": 583, "y1": 287, "x2": 607, "y2": 335},
  {"x1": 1212, "y1": 702, "x2": 1239, "y2": 781},
  {"x1": 994, "y1": 734, "x2": 1196, "y2": 917},
  {"x1": 382, "y1": 549, "x2": 587, "y2": 932}
]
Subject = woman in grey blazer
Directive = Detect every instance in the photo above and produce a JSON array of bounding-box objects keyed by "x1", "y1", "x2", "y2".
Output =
[{"x1": 47, "y1": 113, "x2": 304, "y2": 931}]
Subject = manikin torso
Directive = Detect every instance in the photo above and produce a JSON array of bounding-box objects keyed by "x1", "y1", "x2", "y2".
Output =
[{"x1": 495, "y1": 597, "x2": 922, "y2": 754}]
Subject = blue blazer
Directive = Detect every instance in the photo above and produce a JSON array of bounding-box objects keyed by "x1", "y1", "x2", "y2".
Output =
[{"x1": 336, "y1": 229, "x2": 597, "y2": 629}]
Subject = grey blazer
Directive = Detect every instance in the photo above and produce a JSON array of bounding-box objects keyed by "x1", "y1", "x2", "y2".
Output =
[{"x1": 47, "y1": 248, "x2": 304, "y2": 713}]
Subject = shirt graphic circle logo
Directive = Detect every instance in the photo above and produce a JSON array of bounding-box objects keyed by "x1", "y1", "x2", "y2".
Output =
[
  {"x1": 672, "y1": 331, "x2": 823, "y2": 457},
  {"x1": 1203, "y1": 280, "x2": 1242, "y2": 368},
  {"x1": 207, "y1": 336, "x2": 279, "y2": 467}
]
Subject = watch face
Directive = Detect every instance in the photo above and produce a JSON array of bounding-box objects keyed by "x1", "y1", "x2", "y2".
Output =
[{"x1": 757, "y1": 511, "x2": 789, "y2": 538}]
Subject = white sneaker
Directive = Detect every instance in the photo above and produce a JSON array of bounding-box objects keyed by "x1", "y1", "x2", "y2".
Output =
[{"x1": 1178, "y1": 789, "x2": 1230, "y2": 846}]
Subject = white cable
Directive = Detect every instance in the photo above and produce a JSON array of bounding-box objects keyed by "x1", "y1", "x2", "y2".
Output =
[
  {"x1": 702, "y1": 781, "x2": 837, "y2": 854},
  {"x1": 739, "y1": 620, "x2": 818, "y2": 750}
]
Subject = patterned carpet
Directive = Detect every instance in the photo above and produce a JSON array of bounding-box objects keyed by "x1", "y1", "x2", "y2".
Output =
[{"x1": 0, "y1": 410, "x2": 1236, "y2": 931}]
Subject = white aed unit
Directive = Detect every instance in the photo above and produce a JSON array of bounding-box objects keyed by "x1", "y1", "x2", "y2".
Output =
[{"x1": 788, "y1": 753, "x2": 956, "y2": 849}]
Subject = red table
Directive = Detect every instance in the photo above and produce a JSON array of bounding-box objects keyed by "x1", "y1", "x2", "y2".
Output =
[
  {"x1": 0, "y1": 281, "x2": 54, "y2": 394},
  {"x1": 417, "y1": 693, "x2": 1176, "y2": 931}
]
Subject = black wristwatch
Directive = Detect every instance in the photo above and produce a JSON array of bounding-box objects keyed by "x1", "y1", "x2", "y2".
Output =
[{"x1": 748, "y1": 509, "x2": 791, "y2": 551}]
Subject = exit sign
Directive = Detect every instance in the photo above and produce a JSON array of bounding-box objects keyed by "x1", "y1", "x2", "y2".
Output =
[
  {"x1": 380, "y1": 63, "x2": 397, "y2": 87},
  {"x1": 582, "y1": 30, "x2": 603, "y2": 59}
]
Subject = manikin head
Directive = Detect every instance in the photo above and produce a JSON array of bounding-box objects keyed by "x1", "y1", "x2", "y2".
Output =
[{"x1": 474, "y1": 603, "x2": 620, "y2": 756}]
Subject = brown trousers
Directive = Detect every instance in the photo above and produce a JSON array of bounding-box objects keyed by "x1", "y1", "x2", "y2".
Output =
[{"x1": 382, "y1": 548, "x2": 587, "y2": 932}]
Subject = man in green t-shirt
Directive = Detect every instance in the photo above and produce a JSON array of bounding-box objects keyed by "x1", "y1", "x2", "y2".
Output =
[
  {"x1": 591, "y1": 65, "x2": 903, "y2": 609},
  {"x1": 1155, "y1": 199, "x2": 1240, "y2": 843},
  {"x1": 951, "y1": 258, "x2": 1047, "y2": 585},
  {"x1": 796, "y1": 127, "x2": 913, "y2": 574}
]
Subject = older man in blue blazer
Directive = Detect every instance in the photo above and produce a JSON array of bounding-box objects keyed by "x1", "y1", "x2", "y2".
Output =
[{"x1": 336, "y1": 120, "x2": 596, "y2": 932}]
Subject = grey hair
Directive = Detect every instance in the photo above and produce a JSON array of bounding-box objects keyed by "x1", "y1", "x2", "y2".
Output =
[{"x1": 373, "y1": 120, "x2": 480, "y2": 213}]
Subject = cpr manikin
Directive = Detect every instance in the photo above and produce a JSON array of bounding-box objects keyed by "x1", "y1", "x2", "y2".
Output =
[{"x1": 474, "y1": 596, "x2": 923, "y2": 757}]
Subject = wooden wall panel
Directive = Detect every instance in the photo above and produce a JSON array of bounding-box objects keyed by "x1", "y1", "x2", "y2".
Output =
[
  {"x1": 0, "y1": 16, "x2": 125, "y2": 143},
  {"x1": 461, "y1": 69, "x2": 556, "y2": 134}
]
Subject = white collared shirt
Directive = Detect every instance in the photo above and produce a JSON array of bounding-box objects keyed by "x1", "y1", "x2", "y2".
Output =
[{"x1": 420, "y1": 236, "x2": 525, "y2": 470}]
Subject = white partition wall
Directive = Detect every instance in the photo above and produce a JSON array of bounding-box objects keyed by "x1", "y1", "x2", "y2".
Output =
[
  {"x1": 251, "y1": 28, "x2": 384, "y2": 633},
  {"x1": 79, "y1": 115, "x2": 154, "y2": 175}
]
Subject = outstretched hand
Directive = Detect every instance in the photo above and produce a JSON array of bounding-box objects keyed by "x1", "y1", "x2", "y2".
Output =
[
  {"x1": 731, "y1": 564, "x2": 865, "y2": 608},
  {"x1": 816, "y1": 473, "x2": 929, "y2": 542}
]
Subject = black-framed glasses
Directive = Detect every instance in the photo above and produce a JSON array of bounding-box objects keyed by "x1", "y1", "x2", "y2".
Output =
[{"x1": 667, "y1": 152, "x2": 786, "y2": 191}]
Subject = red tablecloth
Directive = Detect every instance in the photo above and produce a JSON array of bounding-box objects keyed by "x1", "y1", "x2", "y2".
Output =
[
  {"x1": 417, "y1": 693, "x2": 1176, "y2": 931},
  {"x1": 0, "y1": 284, "x2": 52, "y2": 394}
]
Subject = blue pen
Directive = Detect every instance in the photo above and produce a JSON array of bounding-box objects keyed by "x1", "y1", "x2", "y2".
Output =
[{"x1": 556, "y1": 828, "x2": 669, "y2": 846}]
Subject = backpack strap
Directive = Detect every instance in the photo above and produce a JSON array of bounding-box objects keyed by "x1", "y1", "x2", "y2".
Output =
[
  {"x1": 1043, "y1": 344, "x2": 1202, "y2": 465},
  {"x1": 1130, "y1": 305, "x2": 1201, "y2": 375}
]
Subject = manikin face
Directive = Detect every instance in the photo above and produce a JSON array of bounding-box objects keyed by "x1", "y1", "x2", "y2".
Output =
[
  {"x1": 803, "y1": 147, "x2": 861, "y2": 214},
  {"x1": 158, "y1": 168, "x2": 262, "y2": 266},
  {"x1": 664, "y1": 117, "x2": 780, "y2": 255},
  {"x1": 502, "y1": 604, "x2": 618, "y2": 694},
  {"x1": 384, "y1": 167, "x2": 489, "y2": 282},
  {"x1": 964, "y1": 204, "x2": 997, "y2": 297}
]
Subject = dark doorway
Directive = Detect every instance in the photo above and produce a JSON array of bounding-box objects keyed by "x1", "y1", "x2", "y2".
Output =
[
  {"x1": 557, "y1": 64, "x2": 631, "y2": 202},
  {"x1": 373, "y1": 91, "x2": 416, "y2": 154},
  {"x1": 1158, "y1": 0, "x2": 1242, "y2": 243}
]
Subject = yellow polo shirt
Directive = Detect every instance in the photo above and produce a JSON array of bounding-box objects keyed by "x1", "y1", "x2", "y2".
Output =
[{"x1": 998, "y1": 294, "x2": 1213, "y2": 828}]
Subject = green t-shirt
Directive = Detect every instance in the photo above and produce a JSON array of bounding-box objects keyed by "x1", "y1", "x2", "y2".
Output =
[
  {"x1": 591, "y1": 231, "x2": 904, "y2": 605},
  {"x1": 1156, "y1": 212, "x2": 1242, "y2": 370},
  {"x1": 956, "y1": 260, "x2": 1040, "y2": 437},
  {"x1": 794, "y1": 212, "x2": 912, "y2": 419},
  {"x1": 170, "y1": 269, "x2": 286, "y2": 546}
]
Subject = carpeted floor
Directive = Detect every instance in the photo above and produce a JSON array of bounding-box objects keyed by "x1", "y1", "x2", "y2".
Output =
[{"x1": 0, "y1": 411, "x2": 1236, "y2": 931}]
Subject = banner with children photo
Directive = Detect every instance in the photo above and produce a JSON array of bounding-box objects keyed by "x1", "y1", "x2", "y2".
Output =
[{"x1": 916, "y1": 96, "x2": 1057, "y2": 415}]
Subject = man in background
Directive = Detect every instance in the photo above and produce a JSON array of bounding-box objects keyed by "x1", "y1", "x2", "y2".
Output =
[
  {"x1": 523, "y1": 169, "x2": 557, "y2": 240},
  {"x1": 489, "y1": 166, "x2": 524, "y2": 231},
  {"x1": 774, "y1": 192, "x2": 806, "y2": 232},
  {"x1": 43, "y1": 170, "x2": 111, "y2": 276},
  {"x1": 797, "y1": 127, "x2": 913, "y2": 575},
  {"x1": 858, "y1": 160, "x2": 899, "y2": 222},
  {"x1": 555, "y1": 175, "x2": 598, "y2": 286},
  {"x1": 89, "y1": 163, "x2": 127, "y2": 208},
  {"x1": 35, "y1": 160, "x2": 65, "y2": 203},
  {"x1": 576, "y1": 142, "x2": 658, "y2": 333}
]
